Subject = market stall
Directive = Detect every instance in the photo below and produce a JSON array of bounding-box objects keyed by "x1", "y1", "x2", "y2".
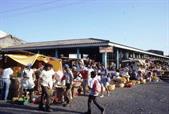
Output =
[
  {"x1": 1, "y1": 53, "x2": 63, "y2": 103},
  {"x1": 6, "y1": 54, "x2": 62, "y2": 72}
]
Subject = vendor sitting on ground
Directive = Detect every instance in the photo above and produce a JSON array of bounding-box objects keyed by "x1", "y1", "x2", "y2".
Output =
[
  {"x1": 145, "y1": 71, "x2": 152, "y2": 82},
  {"x1": 136, "y1": 70, "x2": 144, "y2": 81}
]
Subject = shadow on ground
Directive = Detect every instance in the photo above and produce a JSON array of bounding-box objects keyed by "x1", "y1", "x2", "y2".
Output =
[{"x1": 0, "y1": 103, "x2": 83, "y2": 114}]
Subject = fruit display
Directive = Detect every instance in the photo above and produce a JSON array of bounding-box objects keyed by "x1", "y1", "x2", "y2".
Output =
[{"x1": 12, "y1": 96, "x2": 29, "y2": 105}]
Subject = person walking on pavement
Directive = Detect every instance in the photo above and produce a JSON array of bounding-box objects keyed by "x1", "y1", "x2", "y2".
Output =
[
  {"x1": 80, "y1": 64, "x2": 88, "y2": 96},
  {"x1": 38, "y1": 63, "x2": 55, "y2": 112},
  {"x1": 61, "y1": 64, "x2": 74, "y2": 107},
  {"x1": 85, "y1": 71, "x2": 105, "y2": 114},
  {"x1": 99, "y1": 64, "x2": 110, "y2": 97}
]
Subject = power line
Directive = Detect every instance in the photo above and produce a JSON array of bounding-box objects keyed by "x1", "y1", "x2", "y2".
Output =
[
  {"x1": 0, "y1": 0, "x2": 86, "y2": 17},
  {"x1": 0, "y1": 0, "x2": 61, "y2": 14}
]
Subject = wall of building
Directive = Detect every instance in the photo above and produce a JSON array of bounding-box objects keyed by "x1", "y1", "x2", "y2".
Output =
[{"x1": 0, "y1": 36, "x2": 23, "y2": 48}]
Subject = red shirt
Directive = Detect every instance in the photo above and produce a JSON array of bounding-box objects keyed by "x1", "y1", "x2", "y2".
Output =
[{"x1": 80, "y1": 70, "x2": 88, "y2": 80}]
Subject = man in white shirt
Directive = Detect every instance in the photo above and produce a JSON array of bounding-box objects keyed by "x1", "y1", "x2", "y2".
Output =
[
  {"x1": 1, "y1": 66, "x2": 13, "y2": 101},
  {"x1": 39, "y1": 63, "x2": 55, "y2": 112},
  {"x1": 21, "y1": 64, "x2": 35, "y2": 103}
]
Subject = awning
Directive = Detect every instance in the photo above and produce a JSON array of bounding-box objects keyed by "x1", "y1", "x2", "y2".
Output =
[{"x1": 6, "y1": 54, "x2": 62, "y2": 72}]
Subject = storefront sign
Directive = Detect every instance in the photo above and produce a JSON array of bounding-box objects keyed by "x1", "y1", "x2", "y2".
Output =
[{"x1": 99, "y1": 47, "x2": 113, "y2": 53}]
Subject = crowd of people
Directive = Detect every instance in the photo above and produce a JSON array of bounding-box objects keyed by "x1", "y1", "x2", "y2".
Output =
[{"x1": 0, "y1": 58, "x2": 169, "y2": 113}]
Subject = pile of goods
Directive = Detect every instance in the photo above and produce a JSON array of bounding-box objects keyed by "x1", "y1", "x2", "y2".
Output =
[
  {"x1": 12, "y1": 96, "x2": 29, "y2": 105},
  {"x1": 140, "y1": 79, "x2": 146, "y2": 84},
  {"x1": 125, "y1": 82, "x2": 133, "y2": 88},
  {"x1": 113, "y1": 77, "x2": 127, "y2": 88},
  {"x1": 136, "y1": 80, "x2": 141, "y2": 84},
  {"x1": 120, "y1": 77, "x2": 127, "y2": 84},
  {"x1": 152, "y1": 76, "x2": 159, "y2": 82},
  {"x1": 125, "y1": 80, "x2": 137, "y2": 88},
  {"x1": 107, "y1": 84, "x2": 115, "y2": 91}
]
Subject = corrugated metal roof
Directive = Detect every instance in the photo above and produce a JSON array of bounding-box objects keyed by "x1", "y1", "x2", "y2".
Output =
[
  {"x1": 3, "y1": 38, "x2": 109, "y2": 49},
  {"x1": 2, "y1": 38, "x2": 169, "y2": 59}
]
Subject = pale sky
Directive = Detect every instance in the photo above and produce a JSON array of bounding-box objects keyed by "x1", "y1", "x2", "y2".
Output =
[{"x1": 0, "y1": 0, "x2": 169, "y2": 55}]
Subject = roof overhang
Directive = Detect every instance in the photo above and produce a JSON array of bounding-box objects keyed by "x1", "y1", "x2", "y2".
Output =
[
  {"x1": 108, "y1": 42, "x2": 169, "y2": 59},
  {"x1": 2, "y1": 42, "x2": 109, "y2": 51}
]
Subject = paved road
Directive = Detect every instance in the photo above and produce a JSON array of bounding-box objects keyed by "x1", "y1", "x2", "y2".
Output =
[{"x1": 0, "y1": 80, "x2": 169, "y2": 114}]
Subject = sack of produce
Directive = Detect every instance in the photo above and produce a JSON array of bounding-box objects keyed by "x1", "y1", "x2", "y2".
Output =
[
  {"x1": 125, "y1": 82, "x2": 133, "y2": 88},
  {"x1": 109, "y1": 80, "x2": 115, "y2": 85},
  {"x1": 140, "y1": 79, "x2": 146, "y2": 84},
  {"x1": 120, "y1": 77, "x2": 127, "y2": 84},
  {"x1": 130, "y1": 80, "x2": 136, "y2": 86},
  {"x1": 48, "y1": 89, "x2": 54, "y2": 96},
  {"x1": 116, "y1": 83, "x2": 125, "y2": 88},
  {"x1": 108, "y1": 84, "x2": 115, "y2": 91},
  {"x1": 152, "y1": 76, "x2": 159, "y2": 82},
  {"x1": 136, "y1": 80, "x2": 141, "y2": 84}
]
